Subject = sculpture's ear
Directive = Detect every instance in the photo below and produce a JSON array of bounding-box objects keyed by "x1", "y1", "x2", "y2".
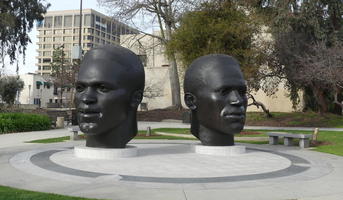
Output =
[
  {"x1": 184, "y1": 92, "x2": 197, "y2": 110},
  {"x1": 131, "y1": 90, "x2": 143, "y2": 108}
]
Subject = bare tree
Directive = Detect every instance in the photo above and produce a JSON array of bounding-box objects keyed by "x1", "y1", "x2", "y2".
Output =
[
  {"x1": 50, "y1": 46, "x2": 79, "y2": 108},
  {"x1": 247, "y1": 93, "x2": 273, "y2": 118},
  {"x1": 295, "y1": 42, "x2": 343, "y2": 113},
  {"x1": 98, "y1": 0, "x2": 205, "y2": 109}
]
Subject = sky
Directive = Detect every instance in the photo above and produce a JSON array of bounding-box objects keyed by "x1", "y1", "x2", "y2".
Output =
[{"x1": 4, "y1": 0, "x2": 109, "y2": 75}]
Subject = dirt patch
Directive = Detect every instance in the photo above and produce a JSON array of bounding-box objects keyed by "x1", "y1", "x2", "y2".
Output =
[
  {"x1": 138, "y1": 109, "x2": 342, "y2": 127},
  {"x1": 311, "y1": 140, "x2": 333, "y2": 147},
  {"x1": 239, "y1": 131, "x2": 262, "y2": 135},
  {"x1": 138, "y1": 108, "x2": 188, "y2": 122}
]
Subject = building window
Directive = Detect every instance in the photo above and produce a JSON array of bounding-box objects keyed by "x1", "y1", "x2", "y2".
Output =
[
  {"x1": 53, "y1": 86, "x2": 58, "y2": 95},
  {"x1": 38, "y1": 66, "x2": 41, "y2": 70},
  {"x1": 64, "y1": 15, "x2": 72, "y2": 27},
  {"x1": 45, "y1": 30, "x2": 52, "y2": 35},
  {"x1": 44, "y1": 16, "x2": 53, "y2": 28},
  {"x1": 43, "y1": 51, "x2": 51, "y2": 56},
  {"x1": 36, "y1": 81, "x2": 43, "y2": 89},
  {"x1": 87, "y1": 35, "x2": 93, "y2": 41},
  {"x1": 95, "y1": 15, "x2": 100, "y2": 22},
  {"x1": 54, "y1": 37, "x2": 62, "y2": 42},
  {"x1": 87, "y1": 28, "x2": 94, "y2": 34},
  {"x1": 84, "y1": 14, "x2": 92, "y2": 26},
  {"x1": 64, "y1": 43, "x2": 71, "y2": 49},
  {"x1": 87, "y1": 43, "x2": 93, "y2": 48},
  {"x1": 43, "y1": 44, "x2": 52, "y2": 49},
  {"x1": 107, "y1": 21, "x2": 111, "y2": 33},
  {"x1": 95, "y1": 30, "x2": 100, "y2": 36},
  {"x1": 73, "y1": 28, "x2": 80, "y2": 34},
  {"x1": 111, "y1": 23, "x2": 117, "y2": 35},
  {"x1": 42, "y1": 58, "x2": 51, "y2": 63},
  {"x1": 49, "y1": 99, "x2": 53, "y2": 103},
  {"x1": 34, "y1": 98, "x2": 41, "y2": 105},
  {"x1": 43, "y1": 66, "x2": 51, "y2": 70},
  {"x1": 53, "y1": 44, "x2": 62, "y2": 48},
  {"x1": 95, "y1": 37, "x2": 99, "y2": 43},
  {"x1": 64, "y1": 29, "x2": 72, "y2": 34},
  {"x1": 64, "y1": 36, "x2": 72, "y2": 42},
  {"x1": 54, "y1": 16, "x2": 62, "y2": 28},
  {"x1": 74, "y1": 15, "x2": 80, "y2": 25},
  {"x1": 162, "y1": 64, "x2": 170, "y2": 67},
  {"x1": 54, "y1": 30, "x2": 63, "y2": 35},
  {"x1": 45, "y1": 37, "x2": 52, "y2": 42}
]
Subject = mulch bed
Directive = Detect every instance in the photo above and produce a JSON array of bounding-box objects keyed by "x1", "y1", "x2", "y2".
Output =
[
  {"x1": 239, "y1": 131, "x2": 262, "y2": 135},
  {"x1": 311, "y1": 140, "x2": 333, "y2": 147},
  {"x1": 137, "y1": 108, "x2": 188, "y2": 122}
]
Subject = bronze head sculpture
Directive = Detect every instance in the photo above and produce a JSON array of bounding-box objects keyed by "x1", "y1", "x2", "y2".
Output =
[
  {"x1": 184, "y1": 54, "x2": 247, "y2": 146},
  {"x1": 75, "y1": 45, "x2": 145, "y2": 148}
]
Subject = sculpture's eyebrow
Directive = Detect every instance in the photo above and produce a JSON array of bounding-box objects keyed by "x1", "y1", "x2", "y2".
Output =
[
  {"x1": 215, "y1": 85, "x2": 247, "y2": 92},
  {"x1": 76, "y1": 81, "x2": 118, "y2": 89}
]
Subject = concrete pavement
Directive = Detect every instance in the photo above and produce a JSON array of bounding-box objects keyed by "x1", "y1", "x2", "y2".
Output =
[{"x1": 0, "y1": 122, "x2": 343, "y2": 200}]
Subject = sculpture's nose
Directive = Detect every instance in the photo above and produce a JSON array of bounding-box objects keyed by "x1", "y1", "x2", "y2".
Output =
[
  {"x1": 227, "y1": 90, "x2": 243, "y2": 106},
  {"x1": 81, "y1": 87, "x2": 97, "y2": 104}
]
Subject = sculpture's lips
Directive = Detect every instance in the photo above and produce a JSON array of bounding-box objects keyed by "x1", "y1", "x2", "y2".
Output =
[
  {"x1": 78, "y1": 109, "x2": 102, "y2": 118},
  {"x1": 222, "y1": 113, "x2": 245, "y2": 121}
]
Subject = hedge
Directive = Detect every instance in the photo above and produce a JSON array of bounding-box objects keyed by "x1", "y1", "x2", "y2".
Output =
[{"x1": 0, "y1": 113, "x2": 51, "y2": 134}]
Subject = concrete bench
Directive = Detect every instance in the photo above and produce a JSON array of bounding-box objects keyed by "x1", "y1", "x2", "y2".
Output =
[
  {"x1": 267, "y1": 132, "x2": 313, "y2": 148},
  {"x1": 68, "y1": 126, "x2": 80, "y2": 140}
]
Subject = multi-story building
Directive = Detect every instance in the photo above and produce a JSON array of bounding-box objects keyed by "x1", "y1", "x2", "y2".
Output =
[{"x1": 36, "y1": 9, "x2": 138, "y2": 76}]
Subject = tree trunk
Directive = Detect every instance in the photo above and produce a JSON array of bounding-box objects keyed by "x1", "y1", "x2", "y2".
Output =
[
  {"x1": 247, "y1": 93, "x2": 273, "y2": 118},
  {"x1": 165, "y1": 24, "x2": 182, "y2": 109},
  {"x1": 311, "y1": 85, "x2": 328, "y2": 114}
]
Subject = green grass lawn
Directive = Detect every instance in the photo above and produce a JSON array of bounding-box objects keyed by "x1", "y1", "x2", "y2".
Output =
[
  {"x1": 27, "y1": 136, "x2": 70, "y2": 143},
  {"x1": 0, "y1": 185, "x2": 99, "y2": 200},
  {"x1": 150, "y1": 128, "x2": 343, "y2": 156},
  {"x1": 26, "y1": 128, "x2": 343, "y2": 156},
  {"x1": 246, "y1": 111, "x2": 343, "y2": 128}
]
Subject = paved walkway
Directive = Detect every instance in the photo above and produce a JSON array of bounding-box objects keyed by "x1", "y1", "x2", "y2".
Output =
[{"x1": 0, "y1": 122, "x2": 343, "y2": 200}]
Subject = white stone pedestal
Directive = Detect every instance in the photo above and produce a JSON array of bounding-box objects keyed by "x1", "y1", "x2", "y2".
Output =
[
  {"x1": 74, "y1": 145, "x2": 138, "y2": 159},
  {"x1": 193, "y1": 144, "x2": 246, "y2": 156}
]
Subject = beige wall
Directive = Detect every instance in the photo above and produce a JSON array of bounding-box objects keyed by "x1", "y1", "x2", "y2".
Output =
[
  {"x1": 121, "y1": 34, "x2": 181, "y2": 110},
  {"x1": 121, "y1": 33, "x2": 302, "y2": 112},
  {"x1": 247, "y1": 80, "x2": 304, "y2": 112}
]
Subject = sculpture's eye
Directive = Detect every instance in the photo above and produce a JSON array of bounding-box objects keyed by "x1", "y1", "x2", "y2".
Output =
[
  {"x1": 220, "y1": 88, "x2": 231, "y2": 96},
  {"x1": 97, "y1": 84, "x2": 110, "y2": 93},
  {"x1": 75, "y1": 84, "x2": 85, "y2": 92}
]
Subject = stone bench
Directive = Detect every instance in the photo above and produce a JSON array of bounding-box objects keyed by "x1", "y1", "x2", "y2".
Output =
[
  {"x1": 68, "y1": 126, "x2": 80, "y2": 140},
  {"x1": 267, "y1": 132, "x2": 313, "y2": 148}
]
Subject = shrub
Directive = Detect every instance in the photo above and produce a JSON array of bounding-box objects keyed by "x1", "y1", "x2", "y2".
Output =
[{"x1": 0, "y1": 113, "x2": 51, "y2": 134}]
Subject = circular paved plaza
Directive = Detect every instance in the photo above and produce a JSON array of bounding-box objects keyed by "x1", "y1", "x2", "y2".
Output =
[{"x1": 1, "y1": 139, "x2": 343, "y2": 200}]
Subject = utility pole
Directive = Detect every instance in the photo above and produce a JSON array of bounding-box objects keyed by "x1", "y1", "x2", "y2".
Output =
[
  {"x1": 60, "y1": 44, "x2": 64, "y2": 107},
  {"x1": 79, "y1": 0, "x2": 83, "y2": 51}
]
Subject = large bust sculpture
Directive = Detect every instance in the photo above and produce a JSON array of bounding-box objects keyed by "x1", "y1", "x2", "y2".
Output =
[
  {"x1": 184, "y1": 54, "x2": 247, "y2": 146},
  {"x1": 75, "y1": 45, "x2": 145, "y2": 148}
]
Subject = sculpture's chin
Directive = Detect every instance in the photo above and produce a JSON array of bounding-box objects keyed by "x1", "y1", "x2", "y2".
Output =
[{"x1": 79, "y1": 122, "x2": 100, "y2": 135}]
